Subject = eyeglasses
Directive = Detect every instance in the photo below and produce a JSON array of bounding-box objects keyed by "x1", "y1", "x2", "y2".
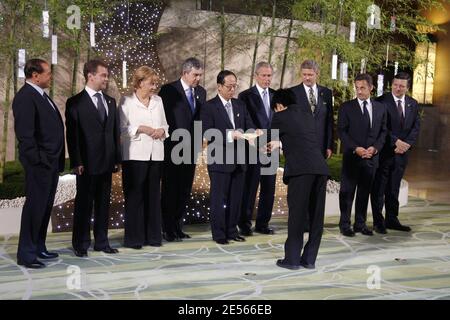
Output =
[{"x1": 222, "y1": 84, "x2": 239, "y2": 90}]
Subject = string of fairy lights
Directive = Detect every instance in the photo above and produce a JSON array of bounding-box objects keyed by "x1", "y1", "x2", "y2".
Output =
[
  {"x1": 94, "y1": 0, "x2": 166, "y2": 93},
  {"x1": 50, "y1": 2, "x2": 403, "y2": 232},
  {"x1": 52, "y1": 151, "x2": 289, "y2": 232},
  {"x1": 53, "y1": 0, "x2": 168, "y2": 231}
]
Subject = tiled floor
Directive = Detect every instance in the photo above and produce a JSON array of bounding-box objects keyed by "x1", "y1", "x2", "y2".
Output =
[{"x1": 1, "y1": 197, "x2": 449, "y2": 300}]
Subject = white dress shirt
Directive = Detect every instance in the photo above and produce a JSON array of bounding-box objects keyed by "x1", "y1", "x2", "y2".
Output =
[
  {"x1": 303, "y1": 83, "x2": 318, "y2": 105},
  {"x1": 180, "y1": 78, "x2": 195, "y2": 109},
  {"x1": 119, "y1": 93, "x2": 169, "y2": 161},
  {"x1": 26, "y1": 81, "x2": 56, "y2": 111},
  {"x1": 392, "y1": 93, "x2": 406, "y2": 117},
  {"x1": 357, "y1": 98, "x2": 373, "y2": 127},
  {"x1": 218, "y1": 94, "x2": 236, "y2": 143},
  {"x1": 85, "y1": 86, "x2": 109, "y2": 115}
]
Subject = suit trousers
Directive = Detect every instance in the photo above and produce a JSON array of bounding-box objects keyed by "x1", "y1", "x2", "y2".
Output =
[
  {"x1": 285, "y1": 174, "x2": 327, "y2": 266},
  {"x1": 161, "y1": 162, "x2": 196, "y2": 235},
  {"x1": 339, "y1": 157, "x2": 377, "y2": 230},
  {"x1": 72, "y1": 172, "x2": 112, "y2": 251},
  {"x1": 371, "y1": 153, "x2": 408, "y2": 226},
  {"x1": 239, "y1": 163, "x2": 276, "y2": 231},
  {"x1": 122, "y1": 160, "x2": 162, "y2": 247},
  {"x1": 208, "y1": 168, "x2": 245, "y2": 241},
  {"x1": 17, "y1": 163, "x2": 59, "y2": 264}
]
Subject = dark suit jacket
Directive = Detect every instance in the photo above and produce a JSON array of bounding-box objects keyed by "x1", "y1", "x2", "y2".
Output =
[
  {"x1": 290, "y1": 83, "x2": 334, "y2": 155},
  {"x1": 159, "y1": 79, "x2": 207, "y2": 162},
  {"x1": 201, "y1": 95, "x2": 256, "y2": 173},
  {"x1": 271, "y1": 103, "x2": 330, "y2": 184},
  {"x1": 376, "y1": 93, "x2": 420, "y2": 156},
  {"x1": 13, "y1": 83, "x2": 65, "y2": 171},
  {"x1": 238, "y1": 86, "x2": 274, "y2": 130},
  {"x1": 338, "y1": 98, "x2": 387, "y2": 163},
  {"x1": 65, "y1": 89, "x2": 121, "y2": 175}
]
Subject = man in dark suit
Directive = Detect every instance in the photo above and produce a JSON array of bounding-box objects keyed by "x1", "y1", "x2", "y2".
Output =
[
  {"x1": 13, "y1": 59, "x2": 65, "y2": 269},
  {"x1": 160, "y1": 58, "x2": 207, "y2": 242},
  {"x1": 66, "y1": 59, "x2": 121, "y2": 257},
  {"x1": 338, "y1": 73, "x2": 387, "y2": 237},
  {"x1": 371, "y1": 72, "x2": 420, "y2": 233},
  {"x1": 201, "y1": 70, "x2": 259, "y2": 244},
  {"x1": 266, "y1": 89, "x2": 329, "y2": 270},
  {"x1": 289, "y1": 60, "x2": 334, "y2": 159},
  {"x1": 238, "y1": 61, "x2": 276, "y2": 236},
  {"x1": 289, "y1": 60, "x2": 334, "y2": 232}
]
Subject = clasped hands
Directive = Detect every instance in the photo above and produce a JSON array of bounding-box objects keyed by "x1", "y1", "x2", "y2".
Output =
[
  {"x1": 394, "y1": 139, "x2": 410, "y2": 154},
  {"x1": 138, "y1": 125, "x2": 166, "y2": 140},
  {"x1": 355, "y1": 146, "x2": 377, "y2": 159}
]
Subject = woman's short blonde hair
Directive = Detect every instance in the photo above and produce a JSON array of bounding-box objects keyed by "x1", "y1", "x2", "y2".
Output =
[{"x1": 132, "y1": 66, "x2": 159, "y2": 90}]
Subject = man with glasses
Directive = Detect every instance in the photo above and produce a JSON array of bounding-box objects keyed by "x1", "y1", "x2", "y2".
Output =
[{"x1": 201, "y1": 70, "x2": 260, "y2": 244}]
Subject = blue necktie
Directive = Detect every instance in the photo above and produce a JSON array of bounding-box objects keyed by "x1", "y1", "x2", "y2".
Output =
[{"x1": 186, "y1": 88, "x2": 195, "y2": 113}]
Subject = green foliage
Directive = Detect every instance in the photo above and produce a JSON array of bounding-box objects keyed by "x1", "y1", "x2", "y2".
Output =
[
  {"x1": 0, "y1": 159, "x2": 72, "y2": 199},
  {"x1": 290, "y1": 0, "x2": 446, "y2": 107}
]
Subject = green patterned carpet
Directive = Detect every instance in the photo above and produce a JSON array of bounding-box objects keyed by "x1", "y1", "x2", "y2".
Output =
[{"x1": 1, "y1": 197, "x2": 450, "y2": 300}]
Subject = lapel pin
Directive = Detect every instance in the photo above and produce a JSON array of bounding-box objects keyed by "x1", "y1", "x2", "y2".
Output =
[{"x1": 237, "y1": 113, "x2": 240, "y2": 117}]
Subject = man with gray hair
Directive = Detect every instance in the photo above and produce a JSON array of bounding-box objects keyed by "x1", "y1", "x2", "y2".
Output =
[
  {"x1": 160, "y1": 57, "x2": 207, "y2": 242},
  {"x1": 289, "y1": 59, "x2": 334, "y2": 232},
  {"x1": 238, "y1": 62, "x2": 277, "y2": 236}
]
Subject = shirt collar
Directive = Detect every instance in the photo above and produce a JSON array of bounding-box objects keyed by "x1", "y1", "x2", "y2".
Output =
[
  {"x1": 255, "y1": 83, "x2": 268, "y2": 95},
  {"x1": 180, "y1": 78, "x2": 191, "y2": 92},
  {"x1": 85, "y1": 85, "x2": 103, "y2": 98},
  {"x1": 303, "y1": 83, "x2": 317, "y2": 93},
  {"x1": 26, "y1": 81, "x2": 45, "y2": 96},
  {"x1": 218, "y1": 94, "x2": 231, "y2": 107},
  {"x1": 357, "y1": 98, "x2": 371, "y2": 106},
  {"x1": 132, "y1": 92, "x2": 156, "y2": 109},
  {"x1": 392, "y1": 93, "x2": 405, "y2": 104}
]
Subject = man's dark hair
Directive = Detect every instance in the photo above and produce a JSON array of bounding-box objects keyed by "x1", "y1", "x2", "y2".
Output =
[
  {"x1": 217, "y1": 70, "x2": 236, "y2": 85},
  {"x1": 394, "y1": 72, "x2": 411, "y2": 87},
  {"x1": 355, "y1": 73, "x2": 373, "y2": 87},
  {"x1": 83, "y1": 59, "x2": 108, "y2": 81},
  {"x1": 271, "y1": 88, "x2": 297, "y2": 110},
  {"x1": 24, "y1": 59, "x2": 48, "y2": 79},
  {"x1": 182, "y1": 57, "x2": 203, "y2": 74}
]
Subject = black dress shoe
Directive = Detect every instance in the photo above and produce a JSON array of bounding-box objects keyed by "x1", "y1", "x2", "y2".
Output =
[
  {"x1": 74, "y1": 249, "x2": 88, "y2": 257},
  {"x1": 94, "y1": 246, "x2": 119, "y2": 254},
  {"x1": 163, "y1": 232, "x2": 181, "y2": 242},
  {"x1": 254, "y1": 226, "x2": 275, "y2": 235},
  {"x1": 354, "y1": 226, "x2": 374, "y2": 236},
  {"x1": 125, "y1": 245, "x2": 142, "y2": 250},
  {"x1": 215, "y1": 239, "x2": 229, "y2": 245},
  {"x1": 341, "y1": 228, "x2": 355, "y2": 237},
  {"x1": 374, "y1": 225, "x2": 387, "y2": 234},
  {"x1": 386, "y1": 222, "x2": 411, "y2": 232},
  {"x1": 239, "y1": 228, "x2": 253, "y2": 236},
  {"x1": 148, "y1": 243, "x2": 162, "y2": 247},
  {"x1": 177, "y1": 231, "x2": 191, "y2": 239},
  {"x1": 227, "y1": 236, "x2": 246, "y2": 242},
  {"x1": 18, "y1": 259, "x2": 45, "y2": 269},
  {"x1": 38, "y1": 250, "x2": 59, "y2": 259},
  {"x1": 300, "y1": 261, "x2": 315, "y2": 269},
  {"x1": 276, "y1": 259, "x2": 300, "y2": 270}
]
